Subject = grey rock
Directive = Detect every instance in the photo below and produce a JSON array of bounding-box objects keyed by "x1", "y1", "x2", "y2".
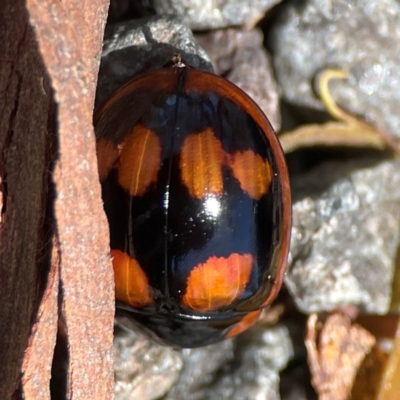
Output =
[
  {"x1": 96, "y1": 15, "x2": 212, "y2": 106},
  {"x1": 153, "y1": 0, "x2": 282, "y2": 30},
  {"x1": 165, "y1": 323, "x2": 293, "y2": 400},
  {"x1": 196, "y1": 28, "x2": 281, "y2": 130},
  {"x1": 269, "y1": 0, "x2": 400, "y2": 137},
  {"x1": 164, "y1": 339, "x2": 235, "y2": 400},
  {"x1": 287, "y1": 157, "x2": 400, "y2": 314},
  {"x1": 114, "y1": 318, "x2": 293, "y2": 400},
  {"x1": 114, "y1": 322, "x2": 183, "y2": 400}
]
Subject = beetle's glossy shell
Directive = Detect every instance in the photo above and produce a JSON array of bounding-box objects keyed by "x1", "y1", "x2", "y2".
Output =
[{"x1": 95, "y1": 63, "x2": 291, "y2": 348}]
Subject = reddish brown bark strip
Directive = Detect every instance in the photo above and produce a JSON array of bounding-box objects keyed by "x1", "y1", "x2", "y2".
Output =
[
  {"x1": 0, "y1": 2, "x2": 55, "y2": 398},
  {"x1": 21, "y1": 239, "x2": 60, "y2": 400},
  {"x1": 26, "y1": 0, "x2": 115, "y2": 399}
]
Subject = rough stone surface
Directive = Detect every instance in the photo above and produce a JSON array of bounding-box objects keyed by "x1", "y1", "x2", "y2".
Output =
[
  {"x1": 196, "y1": 28, "x2": 281, "y2": 130},
  {"x1": 287, "y1": 157, "x2": 400, "y2": 314},
  {"x1": 164, "y1": 324, "x2": 293, "y2": 400},
  {"x1": 269, "y1": 0, "x2": 400, "y2": 137},
  {"x1": 153, "y1": 0, "x2": 282, "y2": 30},
  {"x1": 114, "y1": 318, "x2": 293, "y2": 400},
  {"x1": 114, "y1": 324, "x2": 183, "y2": 400},
  {"x1": 96, "y1": 15, "x2": 213, "y2": 106}
]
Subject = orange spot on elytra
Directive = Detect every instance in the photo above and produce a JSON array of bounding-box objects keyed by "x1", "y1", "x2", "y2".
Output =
[
  {"x1": 182, "y1": 253, "x2": 253, "y2": 312},
  {"x1": 226, "y1": 310, "x2": 261, "y2": 339},
  {"x1": 180, "y1": 128, "x2": 224, "y2": 199},
  {"x1": 226, "y1": 150, "x2": 272, "y2": 200},
  {"x1": 97, "y1": 139, "x2": 120, "y2": 180},
  {"x1": 112, "y1": 249, "x2": 153, "y2": 308},
  {"x1": 118, "y1": 125, "x2": 161, "y2": 197}
]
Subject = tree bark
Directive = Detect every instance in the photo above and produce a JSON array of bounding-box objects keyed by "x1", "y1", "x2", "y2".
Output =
[{"x1": 0, "y1": 1, "x2": 115, "y2": 398}]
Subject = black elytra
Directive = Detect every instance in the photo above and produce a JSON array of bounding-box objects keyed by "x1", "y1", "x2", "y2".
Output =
[{"x1": 94, "y1": 57, "x2": 291, "y2": 348}]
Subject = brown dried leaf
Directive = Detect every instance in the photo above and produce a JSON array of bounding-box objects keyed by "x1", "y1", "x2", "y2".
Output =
[
  {"x1": 279, "y1": 69, "x2": 399, "y2": 155},
  {"x1": 377, "y1": 318, "x2": 400, "y2": 400},
  {"x1": 306, "y1": 313, "x2": 377, "y2": 400},
  {"x1": 279, "y1": 121, "x2": 386, "y2": 154},
  {"x1": 351, "y1": 342, "x2": 387, "y2": 400},
  {"x1": 389, "y1": 243, "x2": 400, "y2": 312}
]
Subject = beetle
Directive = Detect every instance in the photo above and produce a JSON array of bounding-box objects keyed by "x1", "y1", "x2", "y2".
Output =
[{"x1": 94, "y1": 55, "x2": 291, "y2": 348}]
